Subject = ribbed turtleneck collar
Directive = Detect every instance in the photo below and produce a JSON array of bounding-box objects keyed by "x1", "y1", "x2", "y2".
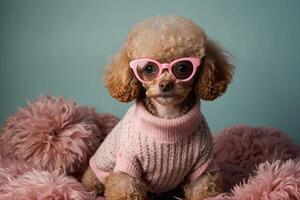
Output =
[{"x1": 134, "y1": 101, "x2": 202, "y2": 142}]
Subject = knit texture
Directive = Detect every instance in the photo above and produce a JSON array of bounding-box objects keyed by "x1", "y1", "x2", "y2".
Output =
[{"x1": 90, "y1": 101, "x2": 214, "y2": 193}]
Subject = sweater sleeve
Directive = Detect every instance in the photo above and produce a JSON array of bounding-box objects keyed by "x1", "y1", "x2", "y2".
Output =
[
  {"x1": 111, "y1": 104, "x2": 143, "y2": 178},
  {"x1": 188, "y1": 159, "x2": 219, "y2": 181},
  {"x1": 89, "y1": 156, "x2": 110, "y2": 183},
  {"x1": 89, "y1": 119, "x2": 124, "y2": 183},
  {"x1": 114, "y1": 152, "x2": 142, "y2": 178},
  {"x1": 90, "y1": 104, "x2": 143, "y2": 181}
]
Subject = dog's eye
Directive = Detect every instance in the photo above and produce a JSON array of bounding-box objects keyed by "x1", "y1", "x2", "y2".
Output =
[
  {"x1": 143, "y1": 65, "x2": 155, "y2": 74},
  {"x1": 137, "y1": 62, "x2": 159, "y2": 82},
  {"x1": 177, "y1": 64, "x2": 188, "y2": 73},
  {"x1": 172, "y1": 61, "x2": 193, "y2": 80}
]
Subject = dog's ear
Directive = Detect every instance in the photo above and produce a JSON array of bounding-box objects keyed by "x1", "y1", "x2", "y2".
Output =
[
  {"x1": 104, "y1": 48, "x2": 141, "y2": 102},
  {"x1": 194, "y1": 40, "x2": 234, "y2": 101}
]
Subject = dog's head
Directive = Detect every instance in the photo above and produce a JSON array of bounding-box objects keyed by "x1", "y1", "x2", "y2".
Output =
[{"x1": 104, "y1": 16, "x2": 234, "y2": 105}]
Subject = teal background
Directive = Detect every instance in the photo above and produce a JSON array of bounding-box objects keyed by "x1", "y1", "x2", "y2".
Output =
[{"x1": 0, "y1": 0, "x2": 299, "y2": 143}]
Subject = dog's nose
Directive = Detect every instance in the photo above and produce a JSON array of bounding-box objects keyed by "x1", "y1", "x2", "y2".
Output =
[{"x1": 159, "y1": 80, "x2": 174, "y2": 92}]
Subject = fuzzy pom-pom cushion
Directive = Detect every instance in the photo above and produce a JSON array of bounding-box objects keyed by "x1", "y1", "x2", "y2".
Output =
[
  {"x1": 222, "y1": 159, "x2": 300, "y2": 200},
  {"x1": 213, "y1": 126, "x2": 300, "y2": 193},
  {"x1": 0, "y1": 96, "x2": 119, "y2": 178},
  {"x1": 211, "y1": 159, "x2": 300, "y2": 200},
  {"x1": 0, "y1": 157, "x2": 94, "y2": 200},
  {"x1": 0, "y1": 96, "x2": 119, "y2": 200},
  {"x1": 0, "y1": 157, "x2": 31, "y2": 187},
  {"x1": 0, "y1": 168, "x2": 93, "y2": 200}
]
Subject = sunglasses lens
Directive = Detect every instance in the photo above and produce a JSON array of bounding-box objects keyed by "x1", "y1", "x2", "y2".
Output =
[
  {"x1": 137, "y1": 61, "x2": 159, "y2": 82},
  {"x1": 172, "y1": 61, "x2": 194, "y2": 80}
]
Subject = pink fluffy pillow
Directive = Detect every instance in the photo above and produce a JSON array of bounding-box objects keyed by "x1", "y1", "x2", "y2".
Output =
[
  {"x1": 0, "y1": 168, "x2": 94, "y2": 200},
  {"x1": 0, "y1": 96, "x2": 121, "y2": 199},
  {"x1": 212, "y1": 159, "x2": 300, "y2": 200},
  {"x1": 213, "y1": 125, "x2": 300, "y2": 192},
  {"x1": 232, "y1": 159, "x2": 300, "y2": 200},
  {"x1": 0, "y1": 156, "x2": 94, "y2": 199},
  {"x1": 0, "y1": 96, "x2": 119, "y2": 178},
  {"x1": 0, "y1": 157, "x2": 31, "y2": 187}
]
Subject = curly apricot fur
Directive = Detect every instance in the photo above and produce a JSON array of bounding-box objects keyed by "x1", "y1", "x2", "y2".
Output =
[
  {"x1": 194, "y1": 40, "x2": 234, "y2": 101},
  {"x1": 104, "y1": 48, "x2": 141, "y2": 102},
  {"x1": 104, "y1": 16, "x2": 233, "y2": 103}
]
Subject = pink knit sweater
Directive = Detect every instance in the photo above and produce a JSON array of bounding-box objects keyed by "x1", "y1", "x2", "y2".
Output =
[{"x1": 90, "y1": 101, "x2": 215, "y2": 193}]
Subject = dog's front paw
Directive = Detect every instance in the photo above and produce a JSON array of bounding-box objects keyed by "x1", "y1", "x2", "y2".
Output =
[
  {"x1": 105, "y1": 171, "x2": 147, "y2": 200},
  {"x1": 184, "y1": 171, "x2": 222, "y2": 200},
  {"x1": 81, "y1": 166, "x2": 105, "y2": 195}
]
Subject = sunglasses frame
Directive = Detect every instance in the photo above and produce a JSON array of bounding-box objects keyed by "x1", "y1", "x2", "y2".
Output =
[{"x1": 129, "y1": 57, "x2": 201, "y2": 83}]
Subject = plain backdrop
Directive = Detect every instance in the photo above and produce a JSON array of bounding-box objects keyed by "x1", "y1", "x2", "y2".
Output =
[{"x1": 0, "y1": 0, "x2": 299, "y2": 143}]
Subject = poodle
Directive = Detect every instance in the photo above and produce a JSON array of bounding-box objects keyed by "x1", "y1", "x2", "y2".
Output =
[{"x1": 82, "y1": 15, "x2": 234, "y2": 200}]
